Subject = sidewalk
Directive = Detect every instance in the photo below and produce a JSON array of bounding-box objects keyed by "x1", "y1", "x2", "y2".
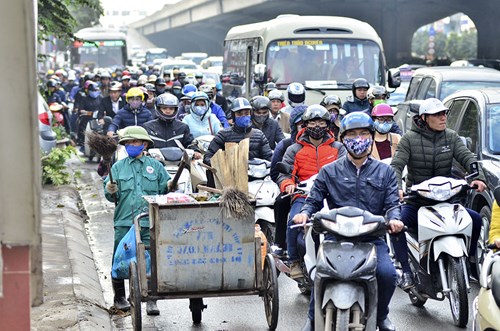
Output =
[{"x1": 31, "y1": 184, "x2": 112, "y2": 330}]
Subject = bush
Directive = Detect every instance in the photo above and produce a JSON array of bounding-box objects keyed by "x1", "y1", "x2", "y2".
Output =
[{"x1": 41, "y1": 145, "x2": 78, "y2": 185}]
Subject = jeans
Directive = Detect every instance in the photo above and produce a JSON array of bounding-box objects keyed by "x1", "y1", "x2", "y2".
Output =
[
  {"x1": 308, "y1": 238, "x2": 397, "y2": 322},
  {"x1": 287, "y1": 196, "x2": 306, "y2": 261},
  {"x1": 391, "y1": 204, "x2": 482, "y2": 273}
]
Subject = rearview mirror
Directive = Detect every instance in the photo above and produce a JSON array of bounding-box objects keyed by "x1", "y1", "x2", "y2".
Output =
[
  {"x1": 387, "y1": 68, "x2": 401, "y2": 88},
  {"x1": 253, "y1": 64, "x2": 267, "y2": 84}
]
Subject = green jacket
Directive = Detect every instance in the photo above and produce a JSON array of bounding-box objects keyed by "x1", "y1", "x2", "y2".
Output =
[
  {"x1": 391, "y1": 118, "x2": 485, "y2": 190},
  {"x1": 103, "y1": 155, "x2": 170, "y2": 227}
]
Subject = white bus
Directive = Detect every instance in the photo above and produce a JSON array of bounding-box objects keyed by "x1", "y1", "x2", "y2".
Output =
[{"x1": 222, "y1": 15, "x2": 398, "y2": 103}]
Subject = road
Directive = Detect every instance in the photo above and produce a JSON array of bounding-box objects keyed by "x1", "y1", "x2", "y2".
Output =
[{"x1": 75, "y1": 159, "x2": 479, "y2": 331}]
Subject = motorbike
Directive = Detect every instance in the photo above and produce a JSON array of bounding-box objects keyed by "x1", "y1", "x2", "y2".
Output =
[
  {"x1": 403, "y1": 164, "x2": 479, "y2": 328},
  {"x1": 148, "y1": 146, "x2": 193, "y2": 194},
  {"x1": 83, "y1": 113, "x2": 112, "y2": 161},
  {"x1": 301, "y1": 206, "x2": 389, "y2": 330},
  {"x1": 472, "y1": 243, "x2": 500, "y2": 331},
  {"x1": 189, "y1": 135, "x2": 214, "y2": 191}
]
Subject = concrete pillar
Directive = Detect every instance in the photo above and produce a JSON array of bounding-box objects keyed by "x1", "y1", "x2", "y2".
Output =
[{"x1": 0, "y1": 0, "x2": 40, "y2": 329}]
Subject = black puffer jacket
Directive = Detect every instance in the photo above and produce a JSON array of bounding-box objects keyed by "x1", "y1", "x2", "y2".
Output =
[
  {"x1": 252, "y1": 117, "x2": 285, "y2": 150},
  {"x1": 142, "y1": 119, "x2": 193, "y2": 149},
  {"x1": 204, "y1": 126, "x2": 273, "y2": 166},
  {"x1": 391, "y1": 117, "x2": 485, "y2": 190}
]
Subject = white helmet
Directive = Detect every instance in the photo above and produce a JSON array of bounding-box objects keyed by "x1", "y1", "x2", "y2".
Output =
[{"x1": 419, "y1": 98, "x2": 448, "y2": 116}]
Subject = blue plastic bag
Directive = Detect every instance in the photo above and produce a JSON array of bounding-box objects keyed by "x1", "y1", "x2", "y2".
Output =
[{"x1": 111, "y1": 224, "x2": 151, "y2": 279}]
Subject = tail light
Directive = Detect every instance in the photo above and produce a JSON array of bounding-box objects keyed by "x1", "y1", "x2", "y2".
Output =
[{"x1": 39, "y1": 112, "x2": 51, "y2": 126}]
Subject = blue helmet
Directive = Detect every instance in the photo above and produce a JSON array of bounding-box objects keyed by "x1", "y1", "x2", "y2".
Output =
[
  {"x1": 190, "y1": 91, "x2": 210, "y2": 109},
  {"x1": 339, "y1": 112, "x2": 374, "y2": 138},
  {"x1": 182, "y1": 83, "x2": 197, "y2": 96}
]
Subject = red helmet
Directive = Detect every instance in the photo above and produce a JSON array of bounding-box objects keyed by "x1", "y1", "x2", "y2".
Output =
[{"x1": 371, "y1": 104, "x2": 394, "y2": 117}]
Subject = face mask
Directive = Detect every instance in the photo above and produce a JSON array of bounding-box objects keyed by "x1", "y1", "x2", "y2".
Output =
[
  {"x1": 330, "y1": 113, "x2": 338, "y2": 122},
  {"x1": 172, "y1": 89, "x2": 182, "y2": 97},
  {"x1": 125, "y1": 144, "x2": 145, "y2": 158},
  {"x1": 89, "y1": 90, "x2": 100, "y2": 99},
  {"x1": 372, "y1": 99, "x2": 386, "y2": 107},
  {"x1": 253, "y1": 114, "x2": 268, "y2": 125},
  {"x1": 306, "y1": 126, "x2": 329, "y2": 140},
  {"x1": 193, "y1": 106, "x2": 208, "y2": 116},
  {"x1": 374, "y1": 121, "x2": 393, "y2": 134},
  {"x1": 343, "y1": 136, "x2": 373, "y2": 158},
  {"x1": 156, "y1": 87, "x2": 165, "y2": 94},
  {"x1": 235, "y1": 115, "x2": 252, "y2": 128},
  {"x1": 129, "y1": 100, "x2": 142, "y2": 110}
]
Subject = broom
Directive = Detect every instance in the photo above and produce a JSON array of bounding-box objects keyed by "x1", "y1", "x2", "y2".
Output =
[
  {"x1": 86, "y1": 131, "x2": 118, "y2": 205},
  {"x1": 219, "y1": 186, "x2": 253, "y2": 220}
]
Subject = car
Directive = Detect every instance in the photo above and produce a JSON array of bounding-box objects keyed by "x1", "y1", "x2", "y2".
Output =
[
  {"x1": 443, "y1": 88, "x2": 500, "y2": 273},
  {"x1": 159, "y1": 59, "x2": 200, "y2": 77},
  {"x1": 200, "y1": 56, "x2": 223, "y2": 75},
  {"x1": 38, "y1": 92, "x2": 57, "y2": 154},
  {"x1": 395, "y1": 66, "x2": 500, "y2": 133}
]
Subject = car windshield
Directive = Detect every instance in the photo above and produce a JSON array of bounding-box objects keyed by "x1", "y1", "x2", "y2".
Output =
[
  {"x1": 162, "y1": 63, "x2": 198, "y2": 70},
  {"x1": 487, "y1": 103, "x2": 500, "y2": 154},
  {"x1": 440, "y1": 81, "x2": 500, "y2": 100},
  {"x1": 266, "y1": 38, "x2": 384, "y2": 89}
]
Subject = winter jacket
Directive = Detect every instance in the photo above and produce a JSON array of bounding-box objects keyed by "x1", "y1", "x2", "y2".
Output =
[
  {"x1": 107, "y1": 105, "x2": 153, "y2": 133},
  {"x1": 182, "y1": 109, "x2": 221, "y2": 138},
  {"x1": 142, "y1": 118, "x2": 194, "y2": 149},
  {"x1": 98, "y1": 96, "x2": 125, "y2": 119},
  {"x1": 272, "y1": 111, "x2": 291, "y2": 134},
  {"x1": 300, "y1": 156, "x2": 401, "y2": 222},
  {"x1": 204, "y1": 126, "x2": 273, "y2": 166},
  {"x1": 210, "y1": 102, "x2": 230, "y2": 128},
  {"x1": 270, "y1": 138, "x2": 293, "y2": 183},
  {"x1": 342, "y1": 96, "x2": 371, "y2": 114},
  {"x1": 252, "y1": 117, "x2": 285, "y2": 150},
  {"x1": 277, "y1": 128, "x2": 346, "y2": 192},
  {"x1": 371, "y1": 133, "x2": 401, "y2": 161},
  {"x1": 391, "y1": 117, "x2": 486, "y2": 190}
]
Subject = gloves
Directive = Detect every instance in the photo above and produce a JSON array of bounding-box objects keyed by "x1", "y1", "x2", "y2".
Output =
[{"x1": 106, "y1": 181, "x2": 118, "y2": 194}]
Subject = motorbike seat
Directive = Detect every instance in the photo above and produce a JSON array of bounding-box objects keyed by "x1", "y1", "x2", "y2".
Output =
[
  {"x1": 160, "y1": 147, "x2": 183, "y2": 162},
  {"x1": 491, "y1": 260, "x2": 500, "y2": 307}
]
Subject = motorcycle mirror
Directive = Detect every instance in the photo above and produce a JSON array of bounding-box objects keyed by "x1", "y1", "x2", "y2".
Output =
[
  {"x1": 103, "y1": 116, "x2": 112, "y2": 124},
  {"x1": 276, "y1": 162, "x2": 291, "y2": 174},
  {"x1": 464, "y1": 161, "x2": 479, "y2": 181}
]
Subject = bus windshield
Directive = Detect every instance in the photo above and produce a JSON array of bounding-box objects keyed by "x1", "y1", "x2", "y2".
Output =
[
  {"x1": 266, "y1": 38, "x2": 384, "y2": 88},
  {"x1": 145, "y1": 51, "x2": 168, "y2": 65}
]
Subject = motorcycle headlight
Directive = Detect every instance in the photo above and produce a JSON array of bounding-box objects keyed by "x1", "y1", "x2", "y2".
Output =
[
  {"x1": 417, "y1": 182, "x2": 462, "y2": 201},
  {"x1": 320, "y1": 215, "x2": 379, "y2": 237}
]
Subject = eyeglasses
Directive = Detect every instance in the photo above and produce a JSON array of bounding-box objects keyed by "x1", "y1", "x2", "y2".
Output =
[
  {"x1": 344, "y1": 131, "x2": 372, "y2": 139},
  {"x1": 374, "y1": 117, "x2": 393, "y2": 123},
  {"x1": 430, "y1": 110, "x2": 447, "y2": 117}
]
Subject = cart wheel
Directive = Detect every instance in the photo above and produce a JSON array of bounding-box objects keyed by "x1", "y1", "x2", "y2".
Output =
[
  {"x1": 189, "y1": 298, "x2": 205, "y2": 324},
  {"x1": 263, "y1": 254, "x2": 279, "y2": 330},
  {"x1": 129, "y1": 261, "x2": 142, "y2": 331}
]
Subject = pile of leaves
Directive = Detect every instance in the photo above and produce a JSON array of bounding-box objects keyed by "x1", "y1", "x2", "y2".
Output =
[{"x1": 41, "y1": 145, "x2": 78, "y2": 185}]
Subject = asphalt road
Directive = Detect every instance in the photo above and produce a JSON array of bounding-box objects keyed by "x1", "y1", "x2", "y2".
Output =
[{"x1": 75, "y1": 159, "x2": 479, "y2": 331}]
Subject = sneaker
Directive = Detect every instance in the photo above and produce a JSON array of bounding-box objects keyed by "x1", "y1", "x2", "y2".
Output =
[
  {"x1": 289, "y1": 261, "x2": 304, "y2": 279},
  {"x1": 270, "y1": 245, "x2": 285, "y2": 258},
  {"x1": 399, "y1": 271, "x2": 415, "y2": 290}
]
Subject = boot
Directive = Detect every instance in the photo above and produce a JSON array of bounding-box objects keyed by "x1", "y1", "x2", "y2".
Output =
[
  {"x1": 112, "y1": 278, "x2": 130, "y2": 311},
  {"x1": 146, "y1": 300, "x2": 160, "y2": 315}
]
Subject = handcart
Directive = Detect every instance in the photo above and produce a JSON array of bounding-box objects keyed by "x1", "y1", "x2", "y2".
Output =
[{"x1": 129, "y1": 195, "x2": 279, "y2": 330}]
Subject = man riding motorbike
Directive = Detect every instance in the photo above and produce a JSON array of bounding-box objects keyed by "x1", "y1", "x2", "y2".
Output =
[{"x1": 107, "y1": 87, "x2": 153, "y2": 137}]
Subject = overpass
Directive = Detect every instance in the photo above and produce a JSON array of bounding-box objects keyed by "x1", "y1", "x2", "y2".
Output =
[{"x1": 131, "y1": 0, "x2": 500, "y2": 66}]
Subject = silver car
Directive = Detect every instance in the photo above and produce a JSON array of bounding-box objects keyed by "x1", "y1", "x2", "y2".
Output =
[{"x1": 38, "y1": 92, "x2": 57, "y2": 153}]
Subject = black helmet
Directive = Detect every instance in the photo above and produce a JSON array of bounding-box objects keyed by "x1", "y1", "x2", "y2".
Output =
[
  {"x1": 46, "y1": 79, "x2": 57, "y2": 88},
  {"x1": 178, "y1": 72, "x2": 186, "y2": 79},
  {"x1": 231, "y1": 97, "x2": 252, "y2": 112},
  {"x1": 155, "y1": 93, "x2": 179, "y2": 122},
  {"x1": 352, "y1": 78, "x2": 370, "y2": 95},
  {"x1": 265, "y1": 82, "x2": 277, "y2": 92},
  {"x1": 302, "y1": 105, "x2": 330, "y2": 123},
  {"x1": 320, "y1": 95, "x2": 342, "y2": 108},
  {"x1": 250, "y1": 96, "x2": 271, "y2": 111},
  {"x1": 155, "y1": 77, "x2": 166, "y2": 86},
  {"x1": 339, "y1": 112, "x2": 374, "y2": 138}
]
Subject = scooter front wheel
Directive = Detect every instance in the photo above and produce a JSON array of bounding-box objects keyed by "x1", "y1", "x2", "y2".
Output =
[{"x1": 447, "y1": 256, "x2": 468, "y2": 327}]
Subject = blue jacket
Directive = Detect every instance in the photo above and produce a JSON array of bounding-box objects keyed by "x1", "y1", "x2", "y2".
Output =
[
  {"x1": 300, "y1": 156, "x2": 401, "y2": 221},
  {"x1": 342, "y1": 96, "x2": 371, "y2": 114},
  {"x1": 107, "y1": 104, "x2": 153, "y2": 133},
  {"x1": 270, "y1": 138, "x2": 293, "y2": 183},
  {"x1": 210, "y1": 103, "x2": 229, "y2": 128}
]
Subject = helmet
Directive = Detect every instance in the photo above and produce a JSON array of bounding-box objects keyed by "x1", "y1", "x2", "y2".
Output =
[
  {"x1": 153, "y1": 65, "x2": 161, "y2": 71},
  {"x1": 155, "y1": 77, "x2": 166, "y2": 86},
  {"x1": 155, "y1": 93, "x2": 179, "y2": 122},
  {"x1": 148, "y1": 74, "x2": 157, "y2": 83},
  {"x1": 268, "y1": 89, "x2": 285, "y2": 102},
  {"x1": 204, "y1": 78, "x2": 216, "y2": 88},
  {"x1": 302, "y1": 105, "x2": 331, "y2": 123},
  {"x1": 120, "y1": 75, "x2": 131, "y2": 81},
  {"x1": 320, "y1": 95, "x2": 342, "y2": 108},
  {"x1": 231, "y1": 97, "x2": 252, "y2": 112},
  {"x1": 87, "y1": 82, "x2": 99, "y2": 92},
  {"x1": 265, "y1": 82, "x2": 277, "y2": 92},
  {"x1": 215, "y1": 82, "x2": 222, "y2": 91},
  {"x1": 199, "y1": 84, "x2": 213, "y2": 96},
  {"x1": 118, "y1": 126, "x2": 153, "y2": 147},
  {"x1": 100, "y1": 71, "x2": 111, "y2": 79},
  {"x1": 352, "y1": 78, "x2": 370, "y2": 95},
  {"x1": 67, "y1": 71, "x2": 76, "y2": 81},
  {"x1": 289, "y1": 104, "x2": 307, "y2": 126},
  {"x1": 178, "y1": 72, "x2": 186, "y2": 79},
  {"x1": 126, "y1": 87, "x2": 145, "y2": 102},
  {"x1": 287, "y1": 82, "x2": 305, "y2": 105},
  {"x1": 195, "y1": 72, "x2": 203, "y2": 79},
  {"x1": 144, "y1": 83, "x2": 155, "y2": 92},
  {"x1": 371, "y1": 104, "x2": 394, "y2": 117},
  {"x1": 46, "y1": 79, "x2": 57, "y2": 88},
  {"x1": 190, "y1": 91, "x2": 210, "y2": 109},
  {"x1": 250, "y1": 96, "x2": 271, "y2": 111},
  {"x1": 83, "y1": 80, "x2": 94, "y2": 90},
  {"x1": 109, "y1": 82, "x2": 122, "y2": 91},
  {"x1": 46, "y1": 69, "x2": 55, "y2": 76},
  {"x1": 419, "y1": 97, "x2": 448, "y2": 116},
  {"x1": 182, "y1": 84, "x2": 198, "y2": 96},
  {"x1": 339, "y1": 112, "x2": 374, "y2": 138},
  {"x1": 137, "y1": 75, "x2": 148, "y2": 85},
  {"x1": 368, "y1": 85, "x2": 388, "y2": 100}
]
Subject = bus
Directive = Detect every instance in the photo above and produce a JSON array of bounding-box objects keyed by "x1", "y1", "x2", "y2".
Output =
[
  {"x1": 145, "y1": 48, "x2": 169, "y2": 66},
  {"x1": 70, "y1": 27, "x2": 128, "y2": 70},
  {"x1": 222, "y1": 15, "x2": 398, "y2": 103}
]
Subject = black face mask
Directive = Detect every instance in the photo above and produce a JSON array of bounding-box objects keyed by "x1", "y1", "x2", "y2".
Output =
[
  {"x1": 306, "y1": 126, "x2": 328, "y2": 140},
  {"x1": 253, "y1": 114, "x2": 268, "y2": 125},
  {"x1": 156, "y1": 87, "x2": 166, "y2": 94}
]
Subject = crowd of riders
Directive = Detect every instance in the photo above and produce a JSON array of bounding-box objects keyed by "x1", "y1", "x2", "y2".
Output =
[{"x1": 41, "y1": 65, "x2": 495, "y2": 331}]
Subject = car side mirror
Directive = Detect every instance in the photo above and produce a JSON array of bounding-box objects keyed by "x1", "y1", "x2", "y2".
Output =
[
  {"x1": 253, "y1": 64, "x2": 267, "y2": 84},
  {"x1": 388, "y1": 68, "x2": 401, "y2": 88}
]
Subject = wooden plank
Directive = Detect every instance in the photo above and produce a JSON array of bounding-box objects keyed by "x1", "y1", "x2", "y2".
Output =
[{"x1": 236, "y1": 138, "x2": 249, "y2": 193}]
